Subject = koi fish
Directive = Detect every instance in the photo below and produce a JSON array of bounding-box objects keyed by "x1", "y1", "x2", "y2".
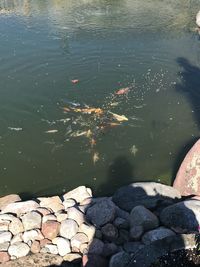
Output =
[
  {"x1": 130, "y1": 145, "x2": 138, "y2": 156},
  {"x1": 115, "y1": 87, "x2": 130, "y2": 95},
  {"x1": 70, "y1": 131, "x2": 88, "y2": 137},
  {"x1": 45, "y1": 130, "x2": 58, "y2": 133},
  {"x1": 93, "y1": 152, "x2": 100, "y2": 164},
  {"x1": 73, "y1": 107, "x2": 103, "y2": 115},
  {"x1": 90, "y1": 138, "x2": 96, "y2": 147},
  {"x1": 109, "y1": 112, "x2": 128, "y2": 122},
  {"x1": 71, "y1": 79, "x2": 79, "y2": 84},
  {"x1": 8, "y1": 127, "x2": 23, "y2": 131}
]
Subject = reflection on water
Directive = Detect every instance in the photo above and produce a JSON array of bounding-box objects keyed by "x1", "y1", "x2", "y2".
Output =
[{"x1": 0, "y1": 0, "x2": 200, "y2": 197}]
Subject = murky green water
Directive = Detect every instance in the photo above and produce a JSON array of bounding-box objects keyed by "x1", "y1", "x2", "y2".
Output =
[{"x1": 0, "y1": 0, "x2": 200, "y2": 197}]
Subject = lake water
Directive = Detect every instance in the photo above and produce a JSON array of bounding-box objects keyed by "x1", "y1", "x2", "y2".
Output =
[{"x1": 0, "y1": 0, "x2": 200, "y2": 198}]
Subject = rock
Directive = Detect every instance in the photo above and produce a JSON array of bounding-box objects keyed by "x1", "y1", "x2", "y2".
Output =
[
  {"x1": 101, "y1": 223, "x2": 118, "y2": 242},
  {"x1": 82, "y1": 254, "x2": 108, "y2": 267},
  {"x1": 86, "y1": 199, "x2": 116, "y2": 227},
  {"x1": 142, "y1": 227, "x2": 176, "y2": 244},
  {"x1": 0, "y1": 214, "x2": 16, "y2": 222},
  {"x1": 173, "y1": 139, "x2": 200, "y2": 196},
  {"x1": 112, "y1": 182, "x2": 181, "y2": 211},
  {"x1": 80, "y1": 243, "x2": 88, "y2": 254},
  {"x1": 9, "y1": 217, "x2": 24, "y2": 235},
  {"x1": 109, "y1": 251, "x2": 131, "y2": 267},
  {"x1": 31, "y1": 240, "x2": 40, "y2": 254},
  {"x1": 1, "y1": 200, "x2": 39, "y2": 216},
  {"x1": 115, "y1": 207, "x2": 130, "y2": 221},
  {"x1": 0, "y1": 194, "x2": 21, "y2": 210},
  {"x1": 21, "y1": 211, "x2": 42, "y2": 231},
  {"x1": 130, "y1": 225, "x2": 144, "y2": 240},
  {"x1": 41, "y1": 221, "x2": 60, "y2": 240},
  {"x1": 160, "y1": 199, "x2": 200, "y2": 231},
  {"x1": 63, "y1": 253, "x2": 82, "y2": 262},
  {"x1": 36, "y1": 207, "x2": 52, "y2": 216},
  {"x1": 67, "y1": 207, "x2": 85, "y2": 226},
  {"x1": 63, "y1": 186, "x2": 92, "y2": 203},
  {"x1": 80, "y1": 197, "x2": 93, "y2": 206},
  {"x1": 71, "y1": 233, "x2": 88, "y2": 250},
  {"x1": 0, "y1": 251, "x2": 10, "y2": 263},
  {"x1": 102, "y1": 243, "x2": 118, "y2": 257},
  {"x1": 60, "y1": 219, "x2": 78, "y2": 239},
  {"x1": 88, "y1": 238, "x2": 104, "y2": 255},
  {"x1": 22, "y1": 229, "x2": 44, "y2": 243},
  {"x1": 123, "y1": 242, "x2": 144, "y2": 254},
  {"x1": 0, "y1": 232, "x2": 12, "y2": 243},
  {"x1": 95, "y1": 230, "x2": 102, "y2": 240},
  {"x1": 63, "y1": 199, "x2": 76, "y2": 209},
  {"x1": 130, "y1": 205, "x2": 159, "y2": 231},
  {"x1": 40, "y1": 238, "x2": 51, "y2": 248},
  {"x1": 0, "y1": 242, "x2": 9, "y2": 251},
  {"x1": 38, "y1": 196, "x2": 64, "y2": 213},
  {"x1": 79, "y1": 223, "x2": 95, "y2": 242},
  {"x1": 116, "y1": 229, "x2": 129, "y2": 245},
  {"x1": 0, "y1": 221, "x2": 10, "y2": 231},
  {"x1": 55, "y1": 211, "x2": 68, "y2": 222},
  {"x1": 44, "y1": 244, "x2": 58, "y2": 255},
  {"x1": 8, "y1": 242, "x2": 30, "y2": 258},
  {"x1": 42, "y1": 214, "x2": 57, "y2": 223},
  {"x1": 52, "y1": 237, "x2": 71, "y2": 256},
  {"x1": 78, "y1": 205, "x2": 89, "y2": 214},
  {"x1": 113, "y1": 217, "x2": 129, "y2": 229},
  {"x1": 196, "y1": 10, "x2": 200, "y2": 27},
  {"x1": 11, "y1": 233, "x2": 23, "y2": 244}
]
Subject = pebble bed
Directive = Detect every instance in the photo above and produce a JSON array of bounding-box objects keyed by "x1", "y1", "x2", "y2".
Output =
[{"x1": 0, "y1": 183, "x2": 199, "y2": 266}]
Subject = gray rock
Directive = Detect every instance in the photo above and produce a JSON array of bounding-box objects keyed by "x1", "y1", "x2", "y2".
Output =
[
  {"x1": 63, "y1": 186, "x2": 92, "y2": 203},
  {"x1": 142, "y1": 227, "x2": 176, "y2": 244},
  {"x1": 109, "y1": 251, "x2": 131, "y2": 267},
  {"x1": 101, "y1": 223, "x2": 118, "y2": 242},
  {"x1": 60, "y1": 219, "x2": 78, "y2": 239},
  {"x1": 52, "y1": 237, "x2": 71, "y2": 256},
  {"x1": 123, "y1": 241, "x2": 144, "y2": 254},
  {"x1": 112, "y1": 182, "x2": 181, "y2": 211},
  {"x1": 103, "y1": 243, "x2": 118, "y2": 257},
  {"x1": 86, "y1": 199, "x2": 116, "y2": 227},
  {"x1": 130, "y1": 225, "x2": 144, "y2": 240},
  {"x1": 115, "y1": 229, "x2": 129, "y2": 245},
  {"x1": 113, "y1": 217, "x2": 129, "y2": 229},
  {"x1": 88, "y1": 238, "x2": 104, "y2": 255},
  {"x1": 1, "y1": 201, "x2": 39, "y2": 216},
  {"x1": 8, "y1": 242, "x2": 30, "y2": 258},
  {"x1": 21, "y1": 211, "x2": 42, "y2": 231},
  {"x1": 160, "y1": 200, "x2": 200, "y2": 231},
  {"x1": 0, "y1": 232, "x2": 12, "y2": 243},
  {"x1": 130, "y1": 206, "x2": 159, "y2": 231},
  {"x1": 67, "y1": 207, "x2": 84, "y2": 226}
]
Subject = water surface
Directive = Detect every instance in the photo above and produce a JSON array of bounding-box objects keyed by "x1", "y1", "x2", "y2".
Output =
[{"x1": 0, "y1": 0, "x2": 200, "y2": 197}]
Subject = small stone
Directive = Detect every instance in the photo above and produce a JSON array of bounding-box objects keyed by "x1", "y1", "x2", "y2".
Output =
[
  {"x1": 1, "y1": 200, "x2": 39, "y2": 216},
  {"x1": 45, "y1": 244, "x2": 58, "y2": 254},
  {"x1": 0, "y1": 194, "x2": 21, "y2": 210},
  {"x1": 31, "y1": 240, "x2": 40, "y2": 254},
  {"x1": 42, "y1": 214, "x2": 57, "y2": 223},
  {"x1": 88, "y1": 238, "x2": 104, "y2": 255},
  {"x1": 21, "y1": 211, "x2": 42, "y2": 231},
  {"x1": 40, "y1": 238, "x2": 51, "y2": 247},
  {"x1": 0, "y1": 231, "x2": 12, "y2": 243},
  {"x1": 52, "y1": 237, "x2": 71, "y2": 256},
  {"x1": 101, "y1": 223, "x2": 118, "y2": 241},
  {"x1": 60, "y1": 219, "x2": 78, "y2": 239},
  {"x1": 11, "y1": 233, "x2": 23, "y2": 244},
  {"x1": 63, "y1": 186, "x2": 92, "y2": 203},
  {"x1": 0, "y1": 242, "x2": 9, "y2": 251},
  {"x1": 67, "y1": 207, "x2": 84, "y2": 226},
  {"x1": 38, "y1": 196, "x2": 64, "y2": 213},
  {"x1": 116, "y1": 229, "x2": 130, "y2": 245},
  {"x1": 130, "y1": 205, "x2": 159, "y2": 231},
  {"x1": 86, "y1": 199, "x2": 116, "y2": 227},
  {"x1": 115, "y1": 207, "x2": 130, "y2": 221},
  {"x1": 63, "y1": 199, "x2": 76, "y2": 210},
  {"x1": 63, "y1": 253, "x2": 82, "y2": 262},
  {"x1": 79, "y1": 243, "x2": 88, "y2": 254},
  {"x1": 78, "y1": 205, "x2": 89, "y2": 214},
  {"x1": 36, "y1": 207, "x2": 52, "y2": 216},
  {"x1": 82, "y1": 254, "x2": 108, "y2": 267},
  {"x1": 130, "y1": 225, "x2": 144, "y2": 240},
  {"x1": 41, "y1": 221, "x2": 60, "y2": 240},
  {"x1": 55, "y1": 211, "x2": 68, "y2": 222},
  {"x1": 80, "y1": 197, "x2": 92, "y2": 206},
  {"x1": 141, "y1": 227, "x2": 176, "y2": 244},
  {"x1": 0, "y1": 221, "x2": 10, "y2": 231},
  {"x1": 113, "y1": 217, "x2": 129, "y2": 229},
  {"x1": 0, "y1": 214, "x2": 16, "y2": 222},
  {"x1": 79, "y1": 223, "x2": 95, "y2": 242},
  {"x1": 71, "y1": 233, "x2": 88, "y2": 250},
  {"x1": 0, "y1": 251, "x2": 10, "y2": 263},
  {"x1": 102, "y1": 243, "x2": 118, "y2": 257},
  {"x1": 109, "y1": 251, "x2": 131, "y2": 267},
  {"x1": 95, "y1": 230, "x2": 102, "y2": 240},
  {"x1": 8, "y1": 242, "x2": 30, "y2": 258},
  {"x1": 23, "y1": 229, "x2": 44, "y2": 243},
  {"x1": 123, "y1": 241, "x2": 144, "y2": 254},
  {"x1": 9, "y1": 217, "x2": 24, "y2": 235}
]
